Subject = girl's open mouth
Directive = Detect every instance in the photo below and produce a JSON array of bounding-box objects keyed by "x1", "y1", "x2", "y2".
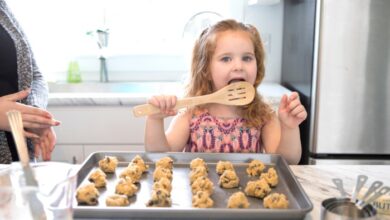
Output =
[{"x1": 228, "y1": 78, "x2": 245, "y2": 85}]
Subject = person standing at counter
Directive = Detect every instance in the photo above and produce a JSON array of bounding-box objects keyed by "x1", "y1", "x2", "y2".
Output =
[
  {"x1": 0, "y1": 0, "x2": 60, "y2": 164},
  {"x1": 144, "y1": 19, "x2": 307, "y2": 164}
]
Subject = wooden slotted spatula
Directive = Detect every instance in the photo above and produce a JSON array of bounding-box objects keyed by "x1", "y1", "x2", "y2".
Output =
[{"x1": 132, "y1": 81, "x2": 255, "y2": 117}]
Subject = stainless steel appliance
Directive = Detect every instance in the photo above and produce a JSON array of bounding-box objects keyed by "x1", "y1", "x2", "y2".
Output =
[{"x1": 282, "y1": 0, "x2": 390, "y2": 164}]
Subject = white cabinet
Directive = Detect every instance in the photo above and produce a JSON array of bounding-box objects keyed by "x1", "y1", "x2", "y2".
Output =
[
  {"x1": 84, "y1": 144, "x2": 144, "y2": 159},
  {"x1": 51, "y1": 144, "x2": 84, "y2": 164},
  {"x1": 51, "y1": 144, "x2": 144, "y2": 164},
  {"x1": 48, "y1": 106, "x2": 146, "y2": 144},
  {"x1": 48, "y1": 106, "x2": 169, "y2": 163}
]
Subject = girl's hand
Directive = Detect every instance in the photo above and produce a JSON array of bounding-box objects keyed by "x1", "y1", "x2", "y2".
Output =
[
  {"x1": 147, "y1": 95, "x2": 178, "y2": 119},
  {"x1": 278, "y1": 92, "x2": 307, "y2": 129}
]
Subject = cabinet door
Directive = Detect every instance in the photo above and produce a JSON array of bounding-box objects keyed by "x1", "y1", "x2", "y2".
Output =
[
  {"x1": 48, "y1": 106, "x2": 173, "y2": 146},
  {"x1": 51, "y1": 144, "x2": 84, "y2": 164},
  {"x1": 48, "y1": 106, "x2": 144, "y2": 144},
  {"x1": 83, "y1": 144, "x2": 144, "y2": 160}
]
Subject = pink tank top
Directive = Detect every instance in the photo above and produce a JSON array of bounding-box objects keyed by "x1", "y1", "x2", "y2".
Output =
[{"x1": 185, "y1": 111, "x2": 263, "y2": 153}]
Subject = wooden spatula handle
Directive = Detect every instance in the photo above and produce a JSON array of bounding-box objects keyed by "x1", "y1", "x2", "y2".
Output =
[
  {"x1": 131, "y1": 81, "x2": 254, "y2": 117},
  {"x1": 132, "y1": 104, "x2": 161, "y2": 117},
  {"x1": 132, "y1": 96, "x2": 209, "y2": 117}
]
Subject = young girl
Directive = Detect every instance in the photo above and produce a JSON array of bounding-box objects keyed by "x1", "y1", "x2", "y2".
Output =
[{"x1": 145, "y1": 19, "x2": 307, "y2": 165}]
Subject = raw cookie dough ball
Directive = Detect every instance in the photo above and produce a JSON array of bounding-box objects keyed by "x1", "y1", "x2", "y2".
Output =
[
  {"x1": 156, "y1": 156, "x2": 173, "y2": 170},
  {"x1": 263, "y1": 193, "x2": 289, "y2": 209},
  {"x1": 153, "y1": 166, "x2": 173, "y2": 182},
  {"x1": 98, "y1": 156, "x2": 118, "y2": 173},
  {"x1": 115, "y1": 176, "x2": 138, "y2": 197},
  {"x1": 119, "y1": 165, "x2": 143, "y2": 183},
  {"x1": 244, "y1": 178, "x2": 271, "y2": 199},
  {"x1": 260, "y1": 167, "x2": 279, "y2": 187},
  {"x1": 227, "y1": 192, "x2": 250, "y2": 209},
  {"x1": 146, "y1": 189, "x2": 172, "y2": 207},
  {"x1": 189, "y1": 166, "x2": 208, "y2": 184},
  {"x1": 191, "y1": 176, "x2": 214, "y2": 195},
  {"x1": 190, "y1": 158, "x2": 207, "y2": 170},
  {"x1": 216, "y1": 161, "x2": 234, "y2": 175},
  {"x1": 246, "y1": 159, "x2": 265, "y2": 176},
  {"x1": 105, "y1": 194, "x2": 130, "y2": 207},
  {"x1": 192, "y1": 191, "x2": 214, "y2": 208},
  {"x1": 219, "y1": 170, "x2": 240, "y2": 188},
  {"x1": 88, "y1": 168, "x2": 107, "y2": 188},
  {"x1": 76, "y1": 183, "x2": 100, "y2": 205},
  {"x1": 153, "y1": 177, "x2": 172, "y2": 193},
  {"x1": 130, "y1": 155, "x2": 149, "y2": 173}
]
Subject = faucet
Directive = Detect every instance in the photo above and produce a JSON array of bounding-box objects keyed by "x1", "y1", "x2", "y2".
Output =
[{"x1": 97, "y1": 29, "x2": 109, "y2": 82}]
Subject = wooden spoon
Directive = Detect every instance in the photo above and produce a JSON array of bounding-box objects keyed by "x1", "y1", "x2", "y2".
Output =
[
  {"x1": 132, "y1": 81, "x2": 255, "y2": 117},
  {"x1": 7, "y1": 110, "x2": 47, "y2": 220}
]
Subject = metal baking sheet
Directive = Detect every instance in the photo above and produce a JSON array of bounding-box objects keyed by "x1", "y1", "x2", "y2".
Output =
[{"x1": 74, "y1": 152, "x2": 313, "y2": 219}]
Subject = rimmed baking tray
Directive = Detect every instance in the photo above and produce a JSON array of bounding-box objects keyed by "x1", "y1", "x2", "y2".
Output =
[{"x1": 73, "y1": 151, "x2": 313, "y2": 219}]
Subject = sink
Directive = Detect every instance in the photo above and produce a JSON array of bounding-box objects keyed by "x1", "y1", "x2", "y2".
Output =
[{"x1": 48, "y1": 82, "x2": 183, "y2": 94}]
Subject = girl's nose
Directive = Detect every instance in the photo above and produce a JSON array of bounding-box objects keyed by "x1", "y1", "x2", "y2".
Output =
[{"x1": 233, "y1": 59, "x2": 243, "y2": 71}]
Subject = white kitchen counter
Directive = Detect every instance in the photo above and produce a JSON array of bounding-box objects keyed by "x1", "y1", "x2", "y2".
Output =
[{"x1": 48, "y1": 82, "x2": 291, "y2": 107}]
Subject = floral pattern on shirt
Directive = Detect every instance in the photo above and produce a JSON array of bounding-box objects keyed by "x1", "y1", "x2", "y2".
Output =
[{"x1": 185, "y1": 111, "x2": 262, "y2": 153}]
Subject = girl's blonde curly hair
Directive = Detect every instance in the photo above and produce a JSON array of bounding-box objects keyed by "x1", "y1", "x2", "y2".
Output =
[{"x1": 185, "y1": 19, "x2": 273, "y2": 127}]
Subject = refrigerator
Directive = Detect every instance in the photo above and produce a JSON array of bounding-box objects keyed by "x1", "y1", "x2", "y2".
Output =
[{"x1": 281, "y1": 0, "x2": 390, "y2": 164}]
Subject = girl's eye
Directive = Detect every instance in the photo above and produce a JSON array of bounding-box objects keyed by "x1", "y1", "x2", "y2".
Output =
[
  {"x1": 221, "y1": 57, "x2": 231, "y2": 62},
  {"x1": 243, "y1": 56, "x2": 254, "y2": 62}
]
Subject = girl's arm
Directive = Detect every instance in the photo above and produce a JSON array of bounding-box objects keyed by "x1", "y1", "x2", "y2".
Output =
[
  {"x1": 278, "y1": 124, "x2": 302, "y2": 165},
  {"x1": 262, "y1": 114, "x2": 301, "y2": 165},
  {"x1": 165, "y1": 111, "x2": 191, "y2": 151},
  {"x1": 144, "y1": 96, "x2": 190, "y2": 152},
  {"x1": 277, "y1": 92, "x2": 307, "y2": 164},
  {"x1": 145, "y1": 116, "x2": 171, "y2": 152},
  {"x1": 261, "y1": 114, "x2": 281, "y2": 156}
]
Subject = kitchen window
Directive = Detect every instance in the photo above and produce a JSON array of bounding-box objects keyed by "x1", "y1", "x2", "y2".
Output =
[{"x1": 7, "y1": 0, "x2": 245, "y2": 82}]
